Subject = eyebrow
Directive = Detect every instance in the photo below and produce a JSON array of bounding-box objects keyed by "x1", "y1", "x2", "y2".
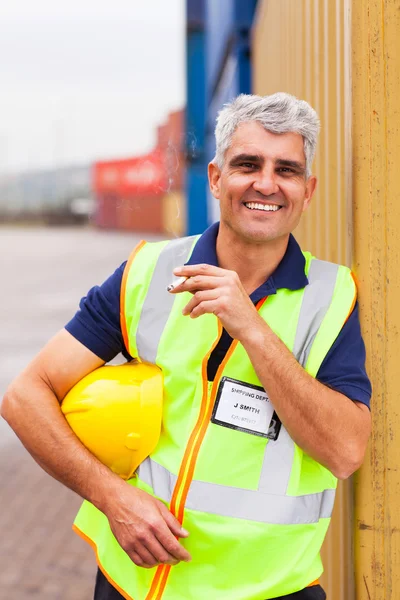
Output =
[
  {"x1": 228, "y1": 153, "x2": 263, "y2": 166},
  {"x1": 228, "y1": 154, "x2": 306, "y2": 173},
  {"x1": 275, "y1": 159, "x2": 306, "y2": 173}
]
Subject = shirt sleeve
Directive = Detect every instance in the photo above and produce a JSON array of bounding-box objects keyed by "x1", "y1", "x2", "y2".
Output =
[
  {"x1": 64, "y1": 261, "x2": 133, "y2": 363},
  {"x1": 316, "y1": 302, "x2": 372, "y2": 408}
]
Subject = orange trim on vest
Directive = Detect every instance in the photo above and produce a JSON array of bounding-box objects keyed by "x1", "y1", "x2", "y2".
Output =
[
  {"x1": 146, "y1": 298, "x2": 268, "y2": 600},
  {"x1": 154, "y1": 566, "x2": 172, "y2": 600},
  {"x1": 120, "y1": 240, "x2": 147, "y2": 356},
  {"x1": 342, "y1": 273, "x2": 357, "y2": 326},
  {"x1": 72, "y1": 524, "x2": 134, "y2": 600},
  {"x1": 74, "y1": 516, "x2": 319, "y2": 597},
  {"x1": 144, "y1": 320, "x2": 224, "y2": 599},
  {"x1": 176, "y1": 335, "x2": 239, "y2": 524},
  {"x1": 350, "y1": 270, "x2": 359, "y2": 290},
  {"x1": 74, "y1": 518, "x2": 319, "y2": 597}
]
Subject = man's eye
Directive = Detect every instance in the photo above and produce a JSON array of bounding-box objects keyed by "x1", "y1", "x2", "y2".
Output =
[
  {"x1": 277, "y1": 167, "x2": 295, "y2": 174},
  {"x1": 240, "y1": 163, "x2": 257, "y2": 169}
]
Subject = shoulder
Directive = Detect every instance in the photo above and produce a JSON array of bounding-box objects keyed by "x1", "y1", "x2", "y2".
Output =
[
  {"x1": 123, "y1": 235, "x2": 201, "y2": 279},
  {"x1": 305, "y1": 253, "x2": 354, "y2": 281},
  {"x1": 317, "y1": 301, "x2": 372, "y2": 407},
  {"x1": 65, "y1": 261, "x2": 130, "y2": 362},
  {"x1": 305, "y1": 254, "x2": 357, "y2": 306}
]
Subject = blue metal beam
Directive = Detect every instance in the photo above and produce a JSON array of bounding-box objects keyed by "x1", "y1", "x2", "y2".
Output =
[
  {"x1": 186, "y1": 0, "x2": 208, "y2": 235},
  {"x1": 185, "y1": 0, "x2": 259, "y2": 233}
]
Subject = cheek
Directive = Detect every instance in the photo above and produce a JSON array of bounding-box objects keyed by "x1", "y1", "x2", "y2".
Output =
[
  {"x1": 227, "y1": 178, "x2": 252, "y2": 201},
  {"x1": 220, "y1": 180, "x2": 246, "y2": 204},
  {"x1": 284, "y1": 183, "x2": 307, "y2": 209}
]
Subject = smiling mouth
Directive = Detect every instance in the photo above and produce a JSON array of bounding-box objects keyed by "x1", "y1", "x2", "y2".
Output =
[{"x1": 243, "y1": 201, "x2": 283, "y2": 212}]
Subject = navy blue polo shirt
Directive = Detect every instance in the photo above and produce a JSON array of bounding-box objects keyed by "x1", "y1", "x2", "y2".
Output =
[{"x1": 66, "y1": 222, "x2": 371, "y2": 407}]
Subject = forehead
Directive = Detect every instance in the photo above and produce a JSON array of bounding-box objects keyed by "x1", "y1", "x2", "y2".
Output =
[{"x1": 226, "y1": 121, "x2": 305, "y2": 163}]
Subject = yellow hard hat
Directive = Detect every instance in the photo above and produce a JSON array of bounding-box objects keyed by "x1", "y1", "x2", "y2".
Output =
[{"x1": 61, "y1": 361, "x2": 163, "y2": 480}]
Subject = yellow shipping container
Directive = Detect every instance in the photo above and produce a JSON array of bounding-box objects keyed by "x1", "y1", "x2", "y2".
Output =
[
  {"x1": 253, "y1": 1, "x2": 400, "y2": 598},
  {"x1": 162, "y1": 191, "x2": 186, "y2": 238}
]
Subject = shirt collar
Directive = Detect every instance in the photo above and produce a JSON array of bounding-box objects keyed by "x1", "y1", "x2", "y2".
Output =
[{"x1": 187, "y1": 222, "x2": 308, "y2": 302}]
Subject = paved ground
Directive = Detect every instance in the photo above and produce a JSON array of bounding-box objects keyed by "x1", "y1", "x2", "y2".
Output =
[{"x1": 0, "y1": 225, "x2": 163, "y2": 599}]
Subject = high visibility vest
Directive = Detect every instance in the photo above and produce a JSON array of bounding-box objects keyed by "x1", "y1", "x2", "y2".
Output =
[{"x1": 73, "y1": 235, "x2": 357, "y2": 600}]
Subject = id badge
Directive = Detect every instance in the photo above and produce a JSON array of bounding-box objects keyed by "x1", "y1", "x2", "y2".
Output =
[{"x1": 211, "y1": 377, "x2": 281, "y2": 440}]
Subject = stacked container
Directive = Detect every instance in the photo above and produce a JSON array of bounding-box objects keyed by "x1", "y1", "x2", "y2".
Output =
[
  {"x1": 93, "y1": 151, "x2": 167, "y2": 233},
  {"x1": 93, "y1": 110, "x2": 185, "y2": 235},
  {"x1": 157, "y1": 110, "x2": 186, "y2": 237}
]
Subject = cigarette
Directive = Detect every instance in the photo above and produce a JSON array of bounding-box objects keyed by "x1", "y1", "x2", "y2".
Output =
[{"x1": 167, "y1": 276, "x2": 188, "y2": 292}]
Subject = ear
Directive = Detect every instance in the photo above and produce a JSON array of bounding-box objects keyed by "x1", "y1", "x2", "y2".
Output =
[
  {"x1": 302, "y1": 175, "x2": 317, "y2": 212},
  {"x1": 208, "y1": 162, "x2": 222, "y2": 199}
]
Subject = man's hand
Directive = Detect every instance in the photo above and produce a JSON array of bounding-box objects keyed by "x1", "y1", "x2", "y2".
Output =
[
  {"x1": 169, "y1": 265, "x2": 371, "y2": 479},
  {"x1": 170, "y1": 264, "x2": 262, "y2": 341},
  {"x1": 1, "y1": 330, "x2": 191, "y2": 569},
  {"x1": 104, "y1": 483, "x2": 191, "y2": 569}
]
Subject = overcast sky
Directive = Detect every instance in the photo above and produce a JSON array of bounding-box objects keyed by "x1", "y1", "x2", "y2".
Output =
[{"x1": 0, "y1": 0, "x2": 185, "y2": 174}]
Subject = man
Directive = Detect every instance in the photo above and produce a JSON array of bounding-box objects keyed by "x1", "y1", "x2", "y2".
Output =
[{"x1": 1, "y1": 93, "x2": 371, "y2": 600}]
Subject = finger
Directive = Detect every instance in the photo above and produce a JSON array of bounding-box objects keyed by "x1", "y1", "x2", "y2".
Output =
[
  {"x1": 182, "y1": 289, "x2": 219, "y2": 316},
  {"x1": 189, "y1": 299, "x2": 219, "y2": 319},
  {"x1": 129, "y1": 546, "x2": 159, "y2": 569},
  {"x1": 181, "y1": 275, "x2": 225, "y2": 294},
  {"x1": 155, "y1": 525, "x2": 192, "y2": 562},
  {"x1": 154, "y1": 510, "x2": 191, "y2": 562},
  {"x1": 158, "y1": 503, "x2": 189, "y2": 538},
  {"x1": 173, "y1": 264, "x2": 226, "y2": 279},
  {"x1": 144, "y1": 536, "x2": 180, "y2": 566}
]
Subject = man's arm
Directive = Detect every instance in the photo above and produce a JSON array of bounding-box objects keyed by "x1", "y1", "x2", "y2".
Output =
[
  {"x1": 240, "y1": 324, "x2": 371, "y2": 479},
  {"x1": 171, "y1": 263, "x2": 371, "y2": 479},
  {"x1": 1, "y1": 329, "x2": 191, "y2": 567}
]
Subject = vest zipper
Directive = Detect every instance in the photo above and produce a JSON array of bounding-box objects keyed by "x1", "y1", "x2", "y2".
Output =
[
  {"x1": 145, "y1": 299, "x2": 267, "y2": 600},
  {"x1": 145, "y1": 322, "x2": 227, "y2": 600}
]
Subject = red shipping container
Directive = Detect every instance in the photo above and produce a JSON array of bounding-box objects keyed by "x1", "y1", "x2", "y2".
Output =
[
  {"x1": 156, "y1": 109, "x2": 185, "y2": 193},
  {"x1": 95, "y1": 194, "x2": 118, "y2": 229},
  {"x1": 157, "y1": 109, "x2": 184, "y2": 150},
  {"x1": 92, "y1": 108, "x2": 185, "y2": 232},
  {"x1": 93, "y1": 150, "x2": 168, "y2": 198},
  {"x1": 115, "y1": 194, "x2": 164, "y2": 233}
]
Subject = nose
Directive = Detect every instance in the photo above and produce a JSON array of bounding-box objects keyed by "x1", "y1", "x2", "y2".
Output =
[{"x1": 252, "y1": 166, "x2": 279, "y2": 196}]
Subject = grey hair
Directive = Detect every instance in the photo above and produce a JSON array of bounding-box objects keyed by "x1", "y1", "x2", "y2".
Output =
[{"x1": 213, "y1": 92, "x2": 320, "y2": 178}]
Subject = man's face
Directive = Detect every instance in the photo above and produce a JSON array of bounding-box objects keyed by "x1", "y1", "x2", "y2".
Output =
[{"x1": 208, "y1": 121, "x2": 317, "y2": 244}]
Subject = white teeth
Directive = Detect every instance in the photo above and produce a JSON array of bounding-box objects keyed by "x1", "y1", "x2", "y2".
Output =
[{"x1": 244, "y1": 202, "x2": 281, "y2": 212}]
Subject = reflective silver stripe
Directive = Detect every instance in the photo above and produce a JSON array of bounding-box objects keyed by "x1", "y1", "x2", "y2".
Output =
[
  {"x1": 259, "y1": 258, "x2": 340, "y2": 495},
  {"x1": 293, "y1": 258, "x2": 339, "y2": 368},
  {"x1": 136, "y1": 256, "x2": 340, "y2": 524},
  {"x1": 186, "y1": 481, "x2": 335, "y2": 525},
  {"x1": 137, "y1": 458, "x2": 335, "y2": 525},
  {"x1": 137, "y1": 457, "x2": 176, "y2": 500},
  {"x1": 136, "y1": 236, "x2": 197, "y2": 363},
  {"x1": 258, "y1": 427, "x2": 294, "y2": 495}
]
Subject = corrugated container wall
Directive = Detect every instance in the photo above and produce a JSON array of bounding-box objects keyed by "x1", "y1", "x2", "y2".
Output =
[
  {"x1": 252, "y1": 1, "x2": 353, "y2": 598},
  {"x1": 254, "y1": 1, "x2": 400, "y2": 599},
  {"x1": 351, "y1": 1, "x2": 400, "y2": 598},
  {"x1": 253, "y1": 0, "x2": 352, "y2": 268}
]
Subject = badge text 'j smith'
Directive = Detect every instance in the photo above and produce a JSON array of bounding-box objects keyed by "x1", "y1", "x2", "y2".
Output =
[{"x1": 233, "y1": 403, "x2": 261, "y2": 414}]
